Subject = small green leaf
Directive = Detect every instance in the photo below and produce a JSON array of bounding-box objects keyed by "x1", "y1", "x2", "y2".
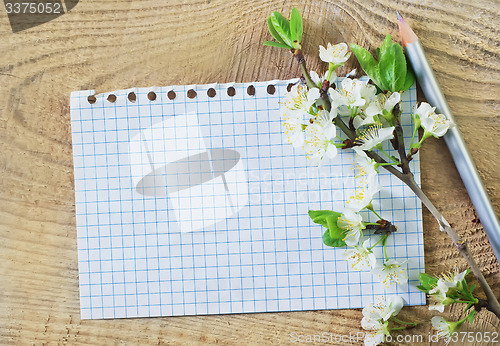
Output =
[
  {"x1": 401, "y1": 61, "x2": 415, "y2": 91},
  {"x1": 469, "y1": 284, "x2": 476, "y2": 293},
  {"x1": 290, "y1": 7, "x2": 303, "y2": 44},
  {"x1": 309, "y1": 210, "x2": 342, "y2": 228},
  {"x1": 350, "y1": 43, "x2": 386, "y2": 91},
  {"x1": 270, "y1": 11, "x2": 293, "y2": 48},
  {"x1": 467, "y1": 309, "x2": 477, "y2": 324},
  {"x1": 353, "y1": 35, "x2": 413, "y2": 92},
  {"x1": 380, "y1": 34, "x2": 392, "y2": 56},
  {"x1": 266, "y1": 17, "x2": 287, "y2": 46},
  {"x1": 263, "y1": 41, "x2": 292, "y2": 49},
  {"x1": 326, "y1": 215, "x2": 344, "y2": 239},
  {"x1": 394, "y1": 44, "x2": 408, "y2": 90},
  {"x1": 416, "y1": 285, "x2": 429, "y2": 293},
  {"x1": 461, "y1": 279, "x2": 469, "y2": 294},
  {"x1": 323, "y1": 229, "x2": 347, "y2": 247},
  {"x1": 419, "y1": 272, "x2": 438, "y2": 289},
  {"x1": 379, "y1": 43, "x2": 407, "y2": 92}
]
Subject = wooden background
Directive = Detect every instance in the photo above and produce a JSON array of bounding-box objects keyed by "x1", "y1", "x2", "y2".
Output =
[{"x1": 1, "y1": 0, "x2": 499, "y2": 344}]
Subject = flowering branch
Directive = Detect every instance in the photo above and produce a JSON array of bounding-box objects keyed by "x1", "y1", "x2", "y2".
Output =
[
  {"x1": 264, "y1": 7, "x2": 499, "y2": 344},
  {"x1": 331, "y1": 70, "x2": 500, "y2": 319},
  {"x1": 402, "y1": 175, "x2": 500, "y2": 319}
]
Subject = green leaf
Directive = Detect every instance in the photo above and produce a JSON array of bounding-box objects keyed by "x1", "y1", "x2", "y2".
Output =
[
  {"x1": 419, "y1": 272, "x2": 438, "y2": 289},
  {"x1": 270, "y1": 11, "x2": 293, "y2": 48},
  {"x1": 461, "y1": 279, "x2": 470, "y2": 294},
  {"x1": 350, "y1": 43, "x2": 386, "y2": 91},
  {"x1": 416, "y1": 285, "x2": 429, "y2": 293},
  {"x1": 290, "y1": 7, "x2": 303, "y2": 44},
  {"x1": 326, "y1": 215, "x2": 344, "y2": 239},
  {"x1": 323, "y1": 229, "x2": 347, "y2": 247},
  {"x1": 467, "y1": 310, "x2": 477, "y2": 324},
  {"x1": 263, "y1": 41, "x2": 292, "y2": 49},
  {"x1": 266, "y1": 17, "x2": 288, "y2": 46},
  {"x1": 393, "y1": 44, "x2": 408, "y2": 90},
  {"x1": 378, "y1": 43, "x2": 407, "y2": 92},
  {"x1": 402, "y1": 61, "x2": 415, "y2": 91},
  {"x1": 379, "y1": 34, "x2": 392, "y2": 56},
  {"x1": 309, "y1": 210, "x2": 342, "y2": 228}
]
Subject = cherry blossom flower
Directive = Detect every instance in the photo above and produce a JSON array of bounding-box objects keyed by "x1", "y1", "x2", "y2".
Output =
[
  {"x1": 415, "y1": 102, "x2": 453, "y2": 138},
  {"x1": 338, "y1": 209, "x2": 365, "y2": 246},
  {"x1": 310, "y1": 70, "x2": 336, "y2": 88},
  {"x1": 428, "y1": 269, "x2": 468, "y2": 312},
  {"x1": 354, "y1": 151, "x2": 379, "y2": 183},
  {"x1": 319, "y1": 42, "x2": 351, "y2": 65},
  {"x1": 355, "y1": 125, "x2": 395, "y2": 151},
  {"x1": 345, "y1": 239, "x2": 377, "y2": 271},
  {"x1": 363, "y1": 295, "x2": 405, "y2": 322},
  {"x1": 431, "y1": 316, "x2": 461, "y2": 345},
  {"x1": 302, "y1": 111, "x2": 338, "y2": 165},
  {"x1": 345, "y1": 184, "x2": 381, "y2": 213},
  {"x1": 314, "y1": 108, "x2": 338, "y2": 135},
  {"x1": 355, "y1": 92, "x2": 401, "y2": 128},
  {"x1": 361, "y1": 318, "x2": 388, "y2": 346},
  {"x1": 371, "y1": 259, "x2": 409, "y2": 288},
  {"x1": 361, "y1": 296, "x2": 405, "y2": 346},
  {"x1": 282, "y1": 115, "x2": 305, "y2": 148},
  {"x1": 328, "y1": 78, "x2": 376, "y2": 109},
  {"x1": 281, "y1": 83, "x2": 320, "y2": 116}
]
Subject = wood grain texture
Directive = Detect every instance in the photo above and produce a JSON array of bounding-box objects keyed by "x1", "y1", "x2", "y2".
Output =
[{"x1": 1, "y1": 0, "x2": 499, "y2": 344}]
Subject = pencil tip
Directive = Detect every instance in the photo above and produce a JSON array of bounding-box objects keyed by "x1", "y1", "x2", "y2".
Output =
[{"x1": 396, "y1": 10, "x2": 403, "y2": 21}]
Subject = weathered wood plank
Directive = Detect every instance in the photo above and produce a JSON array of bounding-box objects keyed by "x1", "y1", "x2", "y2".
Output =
[{"x1": 1, "y1": 0, "x2": 499, "y2": 344}]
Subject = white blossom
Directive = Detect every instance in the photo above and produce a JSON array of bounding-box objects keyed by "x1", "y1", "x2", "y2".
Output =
[
  {"x1": 363, "y1": 295, "x2": 405, "y2": 322},
  {"x1": 415, "y1": 102, "x2": 453, "y2": 138},
  {"x1": 345, "y1": 239, "x2": 377, "y2": 271},
  {"x1": 303, "y1": 110, "x2": 338, "y2": 165},
  {"x1": 314, "y1": 108, "x2": 338, "y2": 134},
  {"x1": 328, "y1": 78, "x2": 376, "y2": 109},
  {"x1": 338, "y1": 209, "x2": 365, "y2": 246},
  {"x1": 355, "y1": 125, "x2": 395, "y2": 151},
  {"x1": 345, "y1": 182, "x2": 381, "y2": 212},
  {"x1": 361, "y1": 296, "x2": 405, "y2": 346},
  {"x1": 431, "y1": 316, "x2": 460, "y2": 346},
  {"x1": 361, "y1": 318, "x2": 388, "y2": 346},
  {"x1": 281, "y1": 83, "x2": 320, "y2": 116},
  {"x1": 354, "y1": 151, "x2": 379, "y2": 182},
  {"x1": 319, "y1": 42, "x2": 351, "y2": 65},
  {"x1": 355, "y1": 92, "x2": 400, "y2": 128},
  {"x1": 282, "y1": 112, "x2": 304, "y2": 148},
  {"x1": 310, "y1": 70, "x2": 336, "y2": 87},
  {"x1": 371, "y1": 259, "x2": 409, "y2": 288},
  {"x1": 366, "y1": 92, "x2": 401, "y2": 118},
  {"x1": 428, "y1": 269, "x2": 468, "y2": 312}
]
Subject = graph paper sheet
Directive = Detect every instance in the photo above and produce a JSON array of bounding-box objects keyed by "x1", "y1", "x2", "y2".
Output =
[{"x1": 70, "y1": 79, "x2": 425, "y2": 320}]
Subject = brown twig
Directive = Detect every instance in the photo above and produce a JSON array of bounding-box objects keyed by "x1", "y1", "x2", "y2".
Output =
[
  {"x1": 401, "y1": 174, "x2": 500, "y2": 319},
  {"x1": 293, "y1": 49, "x2": 316, "y2": 89},
  {"x1": 393, "y1": 105, "x2": 411, "y2": 174}
]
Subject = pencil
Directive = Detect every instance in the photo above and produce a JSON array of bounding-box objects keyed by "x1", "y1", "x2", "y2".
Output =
[{"x1": 397, "y1": 11, "x2": 500, "y2": 262}]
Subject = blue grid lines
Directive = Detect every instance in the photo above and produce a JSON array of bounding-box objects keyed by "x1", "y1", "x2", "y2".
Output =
[{"x1": 70, "y1": 79, "x2": 426, "y2": 320}]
